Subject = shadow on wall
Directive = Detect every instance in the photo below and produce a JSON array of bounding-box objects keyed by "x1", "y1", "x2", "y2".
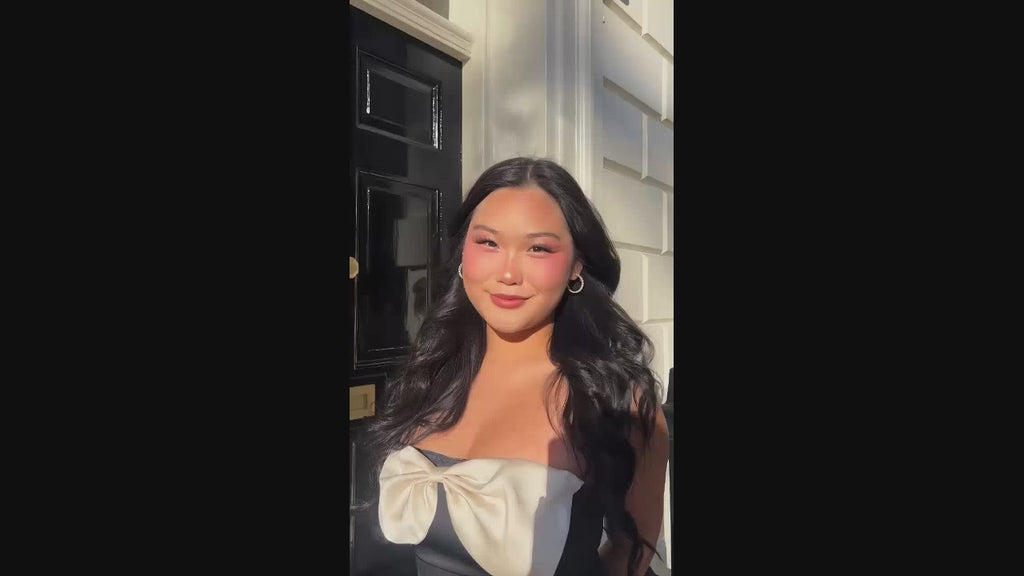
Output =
[
  {"x1": 484, "y1": 0, "x2": 554, "y2": 161},
  {"x1": 413, "y1": 0, "x2": 449, "y2": 19},
  {"x1": 483, "y1": 1, "x2": 597, "y2": 185}
]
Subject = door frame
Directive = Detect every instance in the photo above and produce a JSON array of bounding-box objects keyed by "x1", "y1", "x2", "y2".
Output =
[{"x1": 349, "y1": 0, "x2": 473, "y2": 63}]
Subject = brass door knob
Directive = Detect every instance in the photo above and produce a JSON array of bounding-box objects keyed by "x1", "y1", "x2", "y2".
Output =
[{"x1": 349, "y1": 257, "x2": 359, "y2": 279}]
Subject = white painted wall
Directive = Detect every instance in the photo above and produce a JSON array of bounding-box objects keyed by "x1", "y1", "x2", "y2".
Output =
[
  {"x1": 451, "y1": 0, "x2": 554, "y2": 196},
  {"x1": 592, "y1": 0, "x2": 674, "y2": 570},
  {"x1": 592, "y1": 0, "x2": 674, "y2": 396}
]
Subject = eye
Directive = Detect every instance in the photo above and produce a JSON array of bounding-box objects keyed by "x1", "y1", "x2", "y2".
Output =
[
  {"x1": 527, "y1": 245, "x2": 552, "y2": 253},
  {"x1": 475, "y1": 239, "x2": 498, "y2": 248}
]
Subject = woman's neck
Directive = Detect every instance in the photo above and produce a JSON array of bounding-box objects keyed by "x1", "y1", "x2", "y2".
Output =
[{"x1": 482, "y1": 320, "x2": 554, "y2": 368}]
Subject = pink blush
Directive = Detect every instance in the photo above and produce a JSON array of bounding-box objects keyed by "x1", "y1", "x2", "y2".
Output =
[
  {"x1": 460, "y1": 248, "x2": 491, "y2": 278},
  {"x1": 526, "y1": 252, "x2": 572, "y2": 288}
]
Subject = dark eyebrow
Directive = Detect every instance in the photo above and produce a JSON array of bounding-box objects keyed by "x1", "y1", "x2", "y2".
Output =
[
  {"x1": 471, "y1": 225, "x2": 562, "y2": 241},
  {"x1": 525, "y1": 232, "x2": 561, "y2": 241}
]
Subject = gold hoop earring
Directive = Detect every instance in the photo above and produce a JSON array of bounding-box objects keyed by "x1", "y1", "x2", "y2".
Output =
[
  {"x1": 567, "y1": 275, "x2": 584, "y2": 294},
  {"x1": 458, "y1": 263, "x2": 463, "y2": 279}
]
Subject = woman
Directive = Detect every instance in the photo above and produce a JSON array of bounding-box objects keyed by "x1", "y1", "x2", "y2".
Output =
[{"x1": 363, "y1": 158, "x2": 668, "y2": 576}]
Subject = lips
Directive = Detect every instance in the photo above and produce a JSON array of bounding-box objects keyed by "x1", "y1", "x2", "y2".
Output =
[{"x1": 489, "y1": 294, "x2": 528, "y2": 309}]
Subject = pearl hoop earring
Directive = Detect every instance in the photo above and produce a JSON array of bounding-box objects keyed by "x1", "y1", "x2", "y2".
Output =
[
  {"x1": 567, "y1": 275, "x2": 584, "y2": 294},
  {"x1": 458, "y1": 263, "x2": 463, "y2": 279}
]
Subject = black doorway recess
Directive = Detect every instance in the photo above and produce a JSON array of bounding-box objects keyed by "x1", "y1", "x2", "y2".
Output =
[{"x1": 347, "y1": 6, "x2": 462, "y2": 575}]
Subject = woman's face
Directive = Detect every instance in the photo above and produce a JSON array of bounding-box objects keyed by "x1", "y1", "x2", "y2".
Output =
[{"x1": 461, "y1": 185, "x2": 583, "y2": 337}]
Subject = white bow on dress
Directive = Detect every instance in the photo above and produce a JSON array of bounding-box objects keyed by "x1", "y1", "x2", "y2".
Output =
[{"x1": 378, "y1": 445, "x2": 585, "y2": 576}]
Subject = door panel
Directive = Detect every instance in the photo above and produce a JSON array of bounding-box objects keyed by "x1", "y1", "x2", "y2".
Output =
[
  {"x1": 358, "y1": 50, "x2": 441, "y2": 149},
  {"x1": 354, "y1": 171, "x2": 438, "y2": 368}
]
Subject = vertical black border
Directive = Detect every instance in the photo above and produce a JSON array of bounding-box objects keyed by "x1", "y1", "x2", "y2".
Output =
[{"x1": 79, "y1": 6, "x2": 357, "y2": 572}]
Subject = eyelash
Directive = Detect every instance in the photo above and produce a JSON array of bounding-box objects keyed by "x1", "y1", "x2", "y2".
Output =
[{"x1": 474, "y1": 239, "x2": 552, "y2": 253}]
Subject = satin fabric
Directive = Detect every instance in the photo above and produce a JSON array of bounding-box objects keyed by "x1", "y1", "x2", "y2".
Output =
[{"x1": 379, "y1": 445, "x2": 585, "y2": 576}]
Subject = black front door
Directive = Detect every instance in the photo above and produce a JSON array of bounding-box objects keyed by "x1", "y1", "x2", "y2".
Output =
[{"x1": 348, "y1": 6, "x2": 462, "y2": 575}]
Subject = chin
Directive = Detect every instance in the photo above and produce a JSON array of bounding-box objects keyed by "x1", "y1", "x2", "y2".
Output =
[{"x1": 480, "y1": 315, "x2": 535, "y2": 336}]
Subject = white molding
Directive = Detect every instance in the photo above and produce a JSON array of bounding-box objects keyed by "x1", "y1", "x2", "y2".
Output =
[
  {"x1": 574, "y1": 0, "x2": 594, "y2": 197},
  {"x1": 351, "y1": 0, "x2": 474, "y2": 62},
  {"x1": 448, "y1": 0, "x2": 486, "y2": 196},
  {"x1": 588, "y1": 0, "x2": 606, "y2": 202},
  {"x1": 546, "y1": 0, "x2": 571, "y2": 170},
  {"x1": 544, "y1": 0, "x2": 593, "y2": 196}
]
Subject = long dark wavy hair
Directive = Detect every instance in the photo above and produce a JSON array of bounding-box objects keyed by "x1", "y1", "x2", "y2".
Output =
[{"x1": 358, "y1": 157, "x2": 662, "y2": 575}]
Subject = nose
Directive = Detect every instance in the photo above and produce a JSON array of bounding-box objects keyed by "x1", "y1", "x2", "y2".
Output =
[{"x1": 498, "y1": 253, "x2": 522, "y2": 286}]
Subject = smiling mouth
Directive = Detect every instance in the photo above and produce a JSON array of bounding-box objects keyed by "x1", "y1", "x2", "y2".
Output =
[{"x1": 489, "y1": 293, "x2": 529, "y2": 308}]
